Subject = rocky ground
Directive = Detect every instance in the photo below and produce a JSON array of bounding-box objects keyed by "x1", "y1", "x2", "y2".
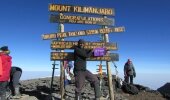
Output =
[{"x1": 8, "y1": 76, "x2": 169, "y2": 100}]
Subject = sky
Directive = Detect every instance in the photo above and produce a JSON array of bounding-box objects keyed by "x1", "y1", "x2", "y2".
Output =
[{"x1": 0, "y1": 0, "x2": 170, "y2": 89}]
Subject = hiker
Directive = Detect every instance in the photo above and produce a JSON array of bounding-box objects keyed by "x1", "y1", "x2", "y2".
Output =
[
  {"x1": 9, "y1": 66, "x2": 22, "y2": 98},
  {"x1": 64, "y1": 60, "x2": 74, "y2": 85},
  {"x1": 124, "y1": 59, "x2": 136, "y2": 84},
  {"x1": 74, "y1": 39, "x2": 106, "y2": 100},
  {"x1": 0, "y1": 46, "x2": 12, "y2": 100}
]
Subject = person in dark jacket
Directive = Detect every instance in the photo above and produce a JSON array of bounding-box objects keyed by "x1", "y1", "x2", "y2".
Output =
[
  {"x1": 74, "y1": 39, "x2": 105, "y2": 100},
  {"x1": 124, "y1": 59, "x2": 136, "y2": 84},
  {"x1": 9, "y1": 66, "x2": 22, "y2": 98},
  {"x1": 0, "y1": 46, "x2": 12, "y2": 100}
]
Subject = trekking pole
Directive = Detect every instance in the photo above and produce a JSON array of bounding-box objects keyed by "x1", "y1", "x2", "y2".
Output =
[{"x1": 99, "y1": 62, "x2": 102, "y2": 92}]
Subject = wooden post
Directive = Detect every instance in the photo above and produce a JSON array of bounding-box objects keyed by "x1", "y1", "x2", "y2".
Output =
[
  {"x1": 103, "y1": 16, "x2": 114, "y2": 100},
  {"x1": 51, "y1": 62, "x2": 58, "y2": 93},
  {"x1": 59, "y1": 20, "x2": 65, "y2": 100}
]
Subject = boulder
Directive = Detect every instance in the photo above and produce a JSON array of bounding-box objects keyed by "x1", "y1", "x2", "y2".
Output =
[{"x1": 157, "y1": 82, "x2": 170, "y2": 99}]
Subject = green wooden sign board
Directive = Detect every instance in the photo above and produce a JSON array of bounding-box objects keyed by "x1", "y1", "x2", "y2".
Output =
[
  {"x1": 50, "y1": 14, "x2": 114, "y2": 26},
  {"x1": 42, "y1": 27, "x2": 125, "y2": 40},
  {"x1": 51, "y1": 41, "x2": 118, "y2": 50}
]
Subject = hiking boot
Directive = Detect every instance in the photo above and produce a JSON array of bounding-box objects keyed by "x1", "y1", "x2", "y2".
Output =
[
  {"x1": 75, "y1": 92, "x2": 82, "y2": 100},
  {"x1": 75, "y1": 96, "x2": 82, "y2": 100},
  {"x1": 14, "y1": 87, "x2": 20, "y2": 96},
  {"x1": 5, "y1": 89, "x2": 12, "y2": 99},
  {"x1": 0, "y1": 94, "x2": 6, "y2": 100},
  {"x1": 11, "y1": 94, "x2": 29, "y2": 99},
  {"x1": 10, "y1": 87, "x2": 21, "y2": 99},
  {"x1": 96, "y1": 96, "x2": 107, "y2": 100},
  {"x1": 11, "y1": 95, "x2": 21, "y2": 99}
]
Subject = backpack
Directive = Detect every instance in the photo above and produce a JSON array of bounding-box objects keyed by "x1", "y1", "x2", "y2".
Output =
[{"x1": 122, "y1": 82, "x2": 139, "y2": 95}]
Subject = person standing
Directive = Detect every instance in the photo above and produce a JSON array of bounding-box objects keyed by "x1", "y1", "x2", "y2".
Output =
[
  {"x1": 64, "y1": 60, "x2": 74, "y2": 86},
  {"x1": 64, "y1": 60, "x2": 74, "y2": 83},
  {"x1": 124, "y1": 59, "x2": 136, "y2": 84},
  {"x1": 9, "y1": 66, "x2": 22, "y2": 98},
  {"x1": 0, "y1": 46, "x2": 12, "y2": 100},
  {"x1": 74, "y1": 39, "x2": 105, "y2": 100}
]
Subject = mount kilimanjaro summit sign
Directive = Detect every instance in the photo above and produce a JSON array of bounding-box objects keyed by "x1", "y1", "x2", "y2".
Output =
[{"x1": 49, "y1": 4, "x2": 114, "y2": 16}]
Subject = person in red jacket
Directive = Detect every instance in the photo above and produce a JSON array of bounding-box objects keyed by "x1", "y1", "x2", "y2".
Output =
[{"x1": 0, "y1": 46, "x2": 12, "y2": 100}]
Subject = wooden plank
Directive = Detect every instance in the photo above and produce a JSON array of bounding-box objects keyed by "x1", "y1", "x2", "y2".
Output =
[
  {"x1": 42, "y1": 27, "x2": 125, "y2": 40},
  {"x1": 51, "y1": 41, "x2": 118, "y2": 50},
  {"x1": 50, "y1": 14, "x2": 114, "y2": 26},
  {"x1": 49, "y1": 4, "x2": 114, "y2": 16},
  {"x1": 51, "y1": 52, "x2": 119, "y2": 61}
]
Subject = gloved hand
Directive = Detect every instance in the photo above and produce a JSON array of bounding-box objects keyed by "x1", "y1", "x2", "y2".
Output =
[{"x1": 133, "y1": 73, "x2": 136, "y2": 78}]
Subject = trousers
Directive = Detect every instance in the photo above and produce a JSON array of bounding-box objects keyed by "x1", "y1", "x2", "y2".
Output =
[
  {"x1": 125, "y1": 75, "x2": 134, "y2": 84},
  {"x1": 74, "y1": 70, "x2": 101, "y2": 99},
  {"x1": 10, "y1": 71, "x2": 22, "y2": 88},
  {"x1": 0, "y1": 81, "x2": 8, "y2": 100}
]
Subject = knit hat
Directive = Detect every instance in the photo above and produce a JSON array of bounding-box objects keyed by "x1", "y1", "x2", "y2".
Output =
[
  {"x1": 0, "y1": 46, "x2": 9, "y2": 51},
  {"x1": 127, "y1": 59, "x2": 132, "y2": 63},
  {"x1": 0, "y1": 46, "x2": 10, "y2": 54},
  {"x1": 78, "y1": 39, "x2": 85, "y2": 44}
]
